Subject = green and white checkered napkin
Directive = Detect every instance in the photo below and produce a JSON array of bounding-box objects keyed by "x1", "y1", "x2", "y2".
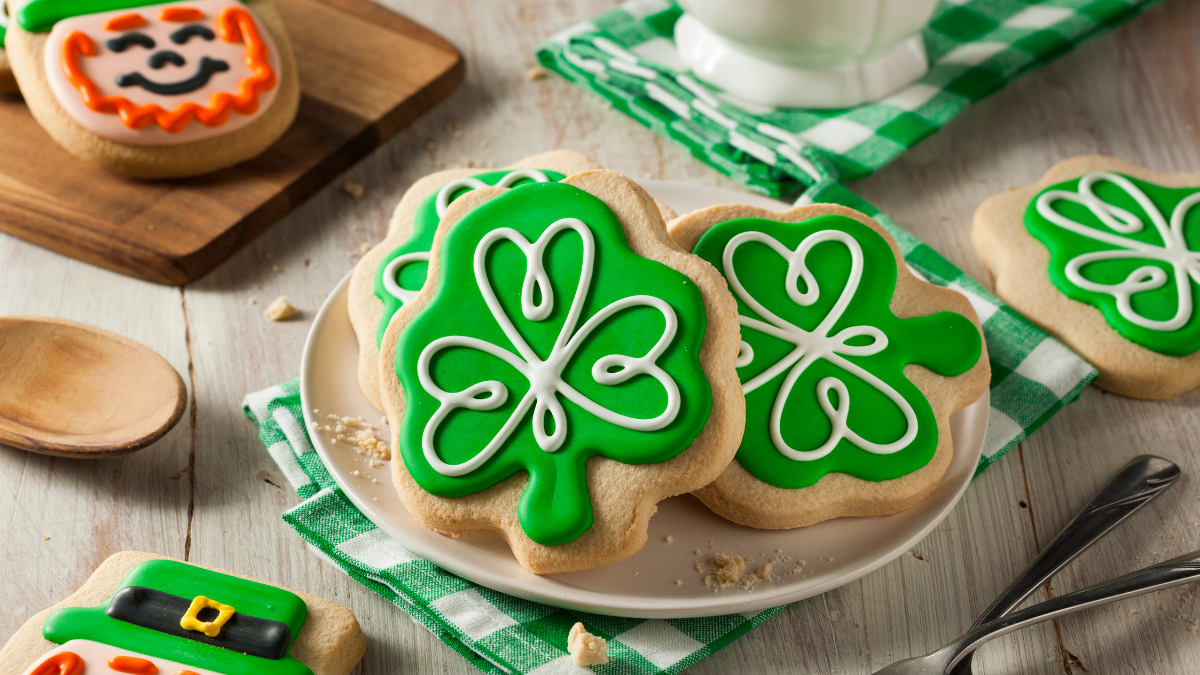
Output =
[
  {"x1": 536, "y1": 0, "x2": 1166, "y2": 197},
  {"x1": 244, "y1": 179, "x2": 1097, "y2": 673}
]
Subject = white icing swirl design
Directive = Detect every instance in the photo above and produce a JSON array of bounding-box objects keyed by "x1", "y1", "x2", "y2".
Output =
[
  {"x1": 1035, "y1": 171, "x2": 1200, "y2": 332},
  {"x1": 382, "y1": 170, "x2": 556, "y2": 306},
  {"x1": 417, "y1": 218, "x2": 681, "y2": 477},
  {"x1": 435, "y1": 169, "x2": 552, "y2": 218},
  {"x1": 725, "y1": 230, "x2": 917, "y2": 461}
]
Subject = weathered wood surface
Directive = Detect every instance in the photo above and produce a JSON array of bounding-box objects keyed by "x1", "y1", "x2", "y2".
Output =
[{"x1": 1, "y1": 1, "x2": 1198, "y2": 673}]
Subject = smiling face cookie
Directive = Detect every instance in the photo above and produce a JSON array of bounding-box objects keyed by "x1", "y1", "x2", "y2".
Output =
[{"x1": 5, "y1": 0, "x2": 298, "y2": 177}]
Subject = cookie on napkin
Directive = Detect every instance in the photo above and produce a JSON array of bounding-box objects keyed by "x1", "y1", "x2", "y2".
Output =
[
  {"x1": 670, "y1": 204, "x2": 989, "y2": 529},
  {"x1": 973, "y1": 156, "x2": 1200, "y2": 399},
  {"x1": 0, "y1": 550, "x2": 365, "y2": 675},
  {"x1": 348, "y1": 150, "x2": 676, "y2": 412},
  {"x1": 377, "y1": 169, "x2": 744, "y2": 574},
  {"x1": 5, "y1": 0, "x2": 299, "y2": 177}
]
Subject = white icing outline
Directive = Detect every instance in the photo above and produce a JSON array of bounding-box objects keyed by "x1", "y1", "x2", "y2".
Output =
[
  {"x1": 382, "y1": 252, "x2": 431, "y2": 305},
  {"x1": 435, "y1": 169, "x2": 552, "y2": 218},
  {"x1": 381, "y1": 170, "x2": 557, "y2": 306},
  {"x1": 1035, "y1": 171, "x2": 1200, "y2": 332},
  {"x1": 417, "y1": 217, "x2": 681, "y2": 477},
  {"x1": 725, "y1": 230, "x2": 918, "y2": 462}
]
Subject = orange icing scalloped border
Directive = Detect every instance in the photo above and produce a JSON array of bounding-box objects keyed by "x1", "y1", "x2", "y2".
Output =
[{"x1": 61, "y1": 6, "x2": 277, "y2": 134}]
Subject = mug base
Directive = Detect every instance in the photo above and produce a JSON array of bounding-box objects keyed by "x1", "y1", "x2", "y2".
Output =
[{"x1": 674, "y1": 12, "x2": 928, "y2": 109}]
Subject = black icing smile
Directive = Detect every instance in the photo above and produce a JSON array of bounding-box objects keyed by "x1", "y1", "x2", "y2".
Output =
[{"x1": 115, "y1": 56, "x2": 229, "y2": 95}]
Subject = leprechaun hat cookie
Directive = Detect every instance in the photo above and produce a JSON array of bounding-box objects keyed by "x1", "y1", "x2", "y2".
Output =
[
  {"x1": 669, "y1": 204, "x2": 989, "y2": 529},
  {"x1": 0, "y1": 551, "x2": 365, "y2": 675},
  {"x1": 5, "y1": 0, "x2": 299, "y2": 177},
  {"x1": 974, "y1": 156, "x2": 1200, "y2": 399},
  {"x1": 376, "y1": 169, "x2": 744, "y2": 575}
]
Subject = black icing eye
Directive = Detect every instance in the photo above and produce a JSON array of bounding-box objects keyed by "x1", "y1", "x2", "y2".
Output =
[
  {"x1": 170, "y1": 25, "x2": 215, "y2": 44},
  {"x1": 148, "y1": 50, "x2": 186, "y2": 69},
  {"x1": 106, "y1": 32, "x2": 156, "y2": 52}
]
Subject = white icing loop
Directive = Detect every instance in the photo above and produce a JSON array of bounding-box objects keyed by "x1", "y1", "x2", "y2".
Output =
[
  {"x1": 382, "y1": 252, "x2": 432, "y2": 306},
  {"x1": 435, "y1": 169, "x2": 553, "y2": 218},
  {"x1": 418, "y1": 217, "x2": 681, "y2": 477},
  {"x1": 1036, "y1": 171, "x2": 1200, "y2": 332},
  {"x1": 724, "y1": 230, "x2": 917, "y2": 462}
]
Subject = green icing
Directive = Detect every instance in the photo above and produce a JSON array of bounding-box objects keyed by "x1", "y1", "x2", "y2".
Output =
[
  {"x1": 374, "y1": 169, "x2": 567, "y2": 347},
  {"x1": 41, "y1": 560, "x2": 313, "y2": 675},
  {"x1": 395, "y1": 182, "x2": 712, "y2": 545},
  {"x1": 1024, "y1": 171, "x2": 1200, "y2": 356},
  {"x1": 692, "y1": 215, "x2": 981, "y2": 489},
  {"x1": 17, "y1": 0, "x2": 245, "y2": 32}
]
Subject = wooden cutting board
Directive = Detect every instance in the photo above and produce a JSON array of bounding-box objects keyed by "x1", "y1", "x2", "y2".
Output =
[{"x1": 0, "y1": 0, "x2": 462, "y2": 285}]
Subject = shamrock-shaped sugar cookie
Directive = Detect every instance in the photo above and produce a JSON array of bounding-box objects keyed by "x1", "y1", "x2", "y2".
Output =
[
  {"x1": 671, "y1": 204, "x2": 989, "y2": 530},
  {"x1": 377, "y1": 170, "x2": 743, "y2": 574},
  {"x1": 974, "y1": 155, "x2": 1200, "y2": 399}
]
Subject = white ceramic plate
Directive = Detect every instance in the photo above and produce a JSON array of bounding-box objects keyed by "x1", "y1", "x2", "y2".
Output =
[{"x1": 300, "y1": 181, "x2": 989, "y2": 619}]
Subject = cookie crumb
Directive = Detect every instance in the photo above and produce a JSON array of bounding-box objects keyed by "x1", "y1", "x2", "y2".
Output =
[
  {"x1": 343, "y1": 182, "x2": 365, "y2": 199},
  {"x1": 664, "y1": 535, "x2": 673, "y2": 543},
  {"x1": 675, "y1": 580, "x2": 683, "y2": 585},
  {"x1": 264, "y1": 296, "x2": 298, "y2": 321},
  {"x1": 313, "y1": 412, "x2": 391, "y2": 460},
  {"x1": 693, "y1": 549, "x2": 701, "y2": 556},
  {"x1": 526, "y1": 66, "x2": 548, "y2": 81},
  {"x1": 43, "y1": 536, "x2": 50, "y2": 541},
  {"x1": 567, "y1": 622, "x2": 609, "y2": 667},
  {"x1": 712, "y1": 551, "x2": 745, "y2": 585}
]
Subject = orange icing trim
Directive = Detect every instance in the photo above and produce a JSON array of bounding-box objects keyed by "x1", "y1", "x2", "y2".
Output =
[
  {"x1": 30, "y1": 653, "x2": 84, "y2": 675},
  {"x1": 105, "y1": 13, "x2": 146, "y2": 31},
  {"x1": 159, "y1": 7, "x2": 205, "y2": 21},
  {"x1": 61, "y1": 6, "x2": 277, "y2": 134},
  {"x1": 109, "y1": 656, "x2": 159, "y2": 674}
]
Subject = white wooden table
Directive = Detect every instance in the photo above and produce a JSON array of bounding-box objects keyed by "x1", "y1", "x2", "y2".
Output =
[{"x1": 2, "y1": 2, "x2": 1198, "y2": 673}]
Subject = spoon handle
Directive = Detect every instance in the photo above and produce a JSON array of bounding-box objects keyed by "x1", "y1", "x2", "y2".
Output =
[
  {"x1": 943, "y1": 551, "x2": 1200, "y2": 673},
  {"x1": 948, "y1": 455, "x2": 1179, "y2": 675}
]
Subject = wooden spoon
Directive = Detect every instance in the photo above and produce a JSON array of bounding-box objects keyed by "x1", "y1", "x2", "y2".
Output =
[{"x1": 0, "y1": 316, "x2": 186, "y2": 458}]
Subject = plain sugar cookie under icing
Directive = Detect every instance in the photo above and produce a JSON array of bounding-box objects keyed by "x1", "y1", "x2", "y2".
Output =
[{"x1": 42, "y1": 0, "x2": 282, "y2": 146}]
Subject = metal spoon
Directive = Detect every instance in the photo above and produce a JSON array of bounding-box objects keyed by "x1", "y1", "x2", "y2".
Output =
[
  {"x1": 0, "y1": 316, "x2": 186, "y2": 457},
  {"x1": 950, "y1": 455, "x2": 1180, "y2": 675},
  {"x1": 873, "y1": 550, "x2": 1200, "y2": 674}
]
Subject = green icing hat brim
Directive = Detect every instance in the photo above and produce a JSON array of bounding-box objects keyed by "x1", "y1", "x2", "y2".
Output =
[{"x1": 17, "y1": 0, "x2": 241, "y2": 33}]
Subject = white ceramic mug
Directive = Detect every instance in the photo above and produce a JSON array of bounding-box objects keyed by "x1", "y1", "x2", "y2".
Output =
[{"x1": 676, "y1": 0, "x2": 940, "y2": 108}]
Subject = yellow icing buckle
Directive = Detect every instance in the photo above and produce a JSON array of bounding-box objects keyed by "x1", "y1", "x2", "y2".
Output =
[{"x1": 179, "y1": 595, "x2": 235, "y2": 637}]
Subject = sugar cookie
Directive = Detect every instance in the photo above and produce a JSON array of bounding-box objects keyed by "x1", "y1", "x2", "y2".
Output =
[
  {"x1": 670, "y1": 204, "x2": 989, "y2": 529},
  {"x1": 377, "y1": 170, "x2": 744, "y2": 574},
  {"x1": 973, "y1": 156, "x2": 1200, "y2": 399},
  {"x1": 0, "y1": 551, "x2": 365, "y2": 675},
  {"x1": 5, "y1": 0, "x2": 299, "y2": 177},
  {"x1": 348, "y1": 150, "x2": 674, "y2": 412}
]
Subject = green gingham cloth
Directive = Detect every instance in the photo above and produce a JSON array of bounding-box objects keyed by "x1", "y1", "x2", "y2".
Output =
[
  {"x1": 536, "y1": 0, "x2": 1167, "y2": 197},
  {"x1": 243, "y1": 183, "x2": 1097, "y2": 674}
]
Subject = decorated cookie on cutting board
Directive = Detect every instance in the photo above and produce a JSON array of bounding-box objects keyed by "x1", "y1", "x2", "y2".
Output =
[
  {"x1": 974, "y1": 156, "x2": 1200, "y2": 399},
  {"x1": 669, "y1": 204, "x2": 989, "y2": 529},
  {"x1": 375, "y1": 169, "x2": 743, "y2": 574},
  {"x1": 0, "y1": 551, "x2": 365, "y2": 675},
  {"x1": 348, "y1": 150, "x2": 679, "y2": 412},
  {"x1": 5, "y1": 0, "x2": 298, "y2": 177}
]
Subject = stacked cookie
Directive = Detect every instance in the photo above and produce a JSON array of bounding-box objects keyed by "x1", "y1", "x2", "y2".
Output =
[
  {"x1": 0, "y1": 0, "x2": 298, "y2": 177},
  {"x1": 351, "y1": 151, "x2": 991, "y2": 575}
]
